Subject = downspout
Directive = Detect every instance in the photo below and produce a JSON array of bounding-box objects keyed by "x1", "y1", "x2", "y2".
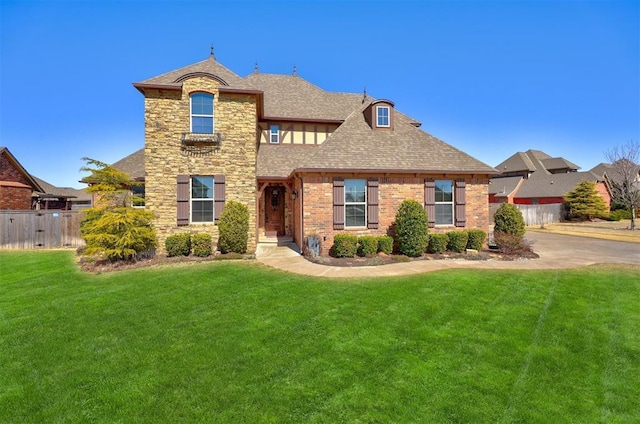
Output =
[{"x1": 295, "y1": 173, "x2": 304, "y2": 254}]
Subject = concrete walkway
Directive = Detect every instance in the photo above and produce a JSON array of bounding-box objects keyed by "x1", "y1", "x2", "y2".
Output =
[{"x1": 255, "y1": 232, "x2": 640, "y2": 278}]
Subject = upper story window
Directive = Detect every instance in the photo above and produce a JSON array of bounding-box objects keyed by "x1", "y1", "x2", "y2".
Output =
[
  {"x1": 190, "y1": 93, "x2": 214, "y2": 134},
  {"x1": 435, "y1": 180, "x2": 454, "y2": 225},
  {"x1": 376, "y1": 106, "x2": 390, "y2": 127},
  {"x1": 191, "y1": 176, "x2": 214, "y2": 222},
  {"x1": 345, "y1": 179, "x2": 366, "y2": 227},
  {"x1": 270, "y1": 125, "x2": 280, "y2": 144}
]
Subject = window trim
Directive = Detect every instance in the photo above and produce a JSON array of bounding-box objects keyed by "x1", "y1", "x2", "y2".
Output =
[
  {"x1": 131, "y1": 184, "x2": 145, "y2": 209},
  {"x1": 190, "y1": 92, "x2": 214, "y2": 134},
  {"x1": 191, "y1": 176, "x2": 215, "y2": 223},
  {"x1": 435, "y1": 180, "x2": 454, "y2": 226},
  {"x1": 344, "y1": 179, "x2": 367, "y2": 228},
  {"x1": 376, "y1": 106, "x2": 390, "y2": 128},
  {"x1": 269, "y1": 124, "x2": 280, "y2": 144}
]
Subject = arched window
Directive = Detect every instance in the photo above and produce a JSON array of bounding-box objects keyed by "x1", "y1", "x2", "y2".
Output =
[{"x1": 190, "y1": 93, "x2": 214, "y2": 134}]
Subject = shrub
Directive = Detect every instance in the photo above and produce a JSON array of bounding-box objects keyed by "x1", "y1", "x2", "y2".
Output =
[
  {"x1": 447, "y1": 231, "x2": 469, "y2": 253},
  {"x1": 165, "y1": 233, "x2": 191, "y2": 257},
  {"x1": 331, "y1": 234, "x2": 358, "y2": 258},
  {"x1": 466, "y1": 229, "x2": 487, "y2": 251},
  {"x1": 608, "y1": 209, "x2": 632, "y2": 221},
  {"x1": 191, "y1": 233, "x2": 212, "y2": 257},
  {"x1": 428, "y1": 233, "x2": 449, "y2": 254},
  {"x1": 358, "y1": 236, "x2": 378, "y2": 257},
  {"x1": 494, "y1": 203, "x2": 526, "y2": 237},
  {"x1": 394, "y1": 199, "x2": 429, "y2": 257},
  {"x1": 81, "y1": 207, "x2": 157, "y2": 261},
  {"x1": 377, "y1": 235, "x2": 394, "y2": 255},
  {"x1": 218, "y1": 201, "x2": 250, "y2": 254},
  {"x1": 494, "y1": 232, "x2": 532, "y2": 255}
]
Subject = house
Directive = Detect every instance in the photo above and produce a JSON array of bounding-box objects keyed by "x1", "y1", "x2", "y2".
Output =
[
  {"x1": 131, "y1": 51, "x2": 497, "y2": 255},
  {"x1": 0, "y1": 146, "x2": 44, "y2": 210},
  {"x1": 0, "y1": 147, "x2": 89, "y2": 210},
  {"x1": 490, "y1": 149, "x2": 610, "y2": 208}
]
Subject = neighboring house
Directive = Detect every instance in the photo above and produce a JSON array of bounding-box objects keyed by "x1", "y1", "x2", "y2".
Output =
[
  {"x1": 0, "y1": 146, "x2": 43, "y2": 210},
  {"x1": 0, "y1": 147, "x2": 89, "y2": 210},
  {"x1": 490, "y1": 149, "x2": 610, "y2": 208},
  {"x1": 131, "y1": 52, "x2": 497, "y2": 255},
  {"x1": 32, "y1": 176, "x2": 93, "y2": 210}
]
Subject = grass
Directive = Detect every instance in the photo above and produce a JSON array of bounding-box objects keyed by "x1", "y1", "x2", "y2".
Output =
[
  {"x1": 1, "y1": 251, "x2": 639, "y2": 423},
  {"x1": 527, "y1": 219, "x2": 640, "y2": 243}
]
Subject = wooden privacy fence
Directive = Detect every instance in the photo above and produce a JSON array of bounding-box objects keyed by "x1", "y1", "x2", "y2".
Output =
[
  {"x1": 0, "y1": 211, "x2": 84, "y2": 249},
  {"x1": 489, "y1": 203, "x2": 565, "y2": 226}
]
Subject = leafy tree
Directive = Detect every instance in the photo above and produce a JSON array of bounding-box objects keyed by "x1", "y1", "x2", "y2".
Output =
[
  {"x1": 217, "y1": 201, "x2": 250, "y2": 254},
  {"x1": 80, "y1": 158, "x2": 156, "y2": 260},
  {"x1": 564, "y1": 181, "x2": 608, "y2": 221},
  {"x1": 394, "y1": 199, "x2": 429, "y2": 257},
  {"x1": 605, "y1": 141, "x2": 640, "y2": 230}
]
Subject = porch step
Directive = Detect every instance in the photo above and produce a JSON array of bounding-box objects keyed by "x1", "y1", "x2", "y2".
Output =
[{"x1": 258, "y1": 235, "x2": 293, "y2": 244}]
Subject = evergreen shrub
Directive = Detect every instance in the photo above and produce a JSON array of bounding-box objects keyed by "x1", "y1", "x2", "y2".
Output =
[
  {"x1": 331, "y1": 234, "x2": 358, "y2": 258},
  {"x1": 165, "y1": 233, "x2": 191, "y2": 257},
  {"x1": 493, "y1": 203, "x2": 526, "y2": 237},
  {"x1": 218, "y1": 201, "x2": 250, "y2": 254},
  {"x1": 377, "y1": 235, "x2": 394, "y2": 254},
  {"x1": 465, "y1": 229, "x2": 487, "y2": 251},
  {"x1": 394, "y1": 199, "x2": 429, "y2": 257},
  {"x1": 357, "y1": 236, "x2": 378, "y2": 257},
  {"x1": 447, "y1": 231, "x2": 469, "y2": 253},
  {"x1": 428, "y1": 233, "x2": 449, "y2": 254},
  {"x1": 192, "y1": 233, "x2": 213, "y2": 257}
]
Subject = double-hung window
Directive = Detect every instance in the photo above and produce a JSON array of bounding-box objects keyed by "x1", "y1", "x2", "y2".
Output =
[
  {"x1": 435, "y1": 180, "x2": 454, "y2": 225},
  {"x1": 376, "y1": 106, "x2": 390, "y2": 127},
  {"x1": 191, "y1": 176, "x2": 214, "y2": 222},
  {"x1": 345, "y1": 179, "x2": 366, "y2": 227},
  {"x1": 270, "y1": 125, "x2": 279, "y2": 143},
  {"x1": 191, "y1": 93, "x2": 214, "y2": 134}
]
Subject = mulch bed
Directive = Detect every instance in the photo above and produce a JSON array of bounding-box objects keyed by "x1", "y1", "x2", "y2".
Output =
[{"x1": 306, "y1": 249, "x2": 539, "y2": 268}]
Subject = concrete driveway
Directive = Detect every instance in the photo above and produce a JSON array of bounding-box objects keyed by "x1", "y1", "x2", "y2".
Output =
[{"x1": 256, "y1": 232, "x2": 640, "y2": 278}]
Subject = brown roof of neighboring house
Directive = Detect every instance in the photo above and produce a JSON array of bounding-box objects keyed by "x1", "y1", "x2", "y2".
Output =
[
  {"x1": 489, "y1": 176, "x2": 523, "y2": 196},
  {"x1": 540, "y1": 157, "x2": 580, "y2": 172},
  {"x1": 514, "y1": 171, "x2": 603, "y2": 199},
  {"x1": 112, "y1": 148, "x2": 145, "y2": 181},
  {"x1": 32, "y1": 176, "x2": 92, "y2": 201},
  {"x1": 294, "y1": 103, "x2": 496, "y2": 174},
  {"x1": 495, "y1": 151, "x2": 538, "y2": 173}
]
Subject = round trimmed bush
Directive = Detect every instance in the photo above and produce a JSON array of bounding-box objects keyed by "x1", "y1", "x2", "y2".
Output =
[
  {"x1": 165, "y1": 233, "x2": 191, "y2": 257},
  {"x1": 428, "y1": 233, "x2": 449, "y2": 254},
  {"x1": 331, "y1": 234, "x2": 358, "y2": 258},
  {"x1": 465, "y1": 229, "x2": 486, "y2": 251},
  {"x1": 377, "y1": 235, "x2": 394, "y2": 254},
  {"x1": 218, "y1": 201, "x2": 250, "y2": 254},
  {"x1": 447, "y1": 231, "x2": 469, "y2": 253},
  {"x1": 357, "y1": 236, "x2": 378, "y2": 257},
  {"x1": 191, "y1": 233, "x2": 212, "y2": 257},
  {"x1": 394, "y1": 199, "x2": 429, "y2": 257},
  {"x1": 494, "y1": 203, "x2": 525, "y2": 237}
]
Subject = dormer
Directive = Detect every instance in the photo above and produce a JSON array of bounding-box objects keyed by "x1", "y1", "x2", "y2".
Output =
[{"x1": 364, "y1": 100, "x2": 395, "y2": 131}]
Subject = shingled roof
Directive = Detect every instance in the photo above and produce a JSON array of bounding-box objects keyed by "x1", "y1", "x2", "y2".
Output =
[
  {"x1": 514, "y1": 171, "x2": 603, "y2": 198},
  {"x1": 244, "y1": 73, "x2": 372, "y2": 122},
  {"x1": 112, "y1": 148, "x2": 145, "y2": 181},
  {"x1": 257, "y1": 144, "x2": 317, "y2": 178},
  {"x1": 489, "y1": 176, "x2": 523, "y2": 196},
  {"x1": 495, "y1": 149, "x2": 580, "y2": 175},
  {"x1": 295, "y1": 103, "x2": 496, "y2": 174},
  {"x1": 32, "y1": 176, "x2": 92, "y2": 201},
  {"x1": 133, "y1": 57, "x2": 247, "y2": 92}
]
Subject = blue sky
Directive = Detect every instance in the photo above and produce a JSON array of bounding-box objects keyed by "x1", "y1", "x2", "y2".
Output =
[{"x1": 1, "y1": 0, "x2": 638, "y2": 189}]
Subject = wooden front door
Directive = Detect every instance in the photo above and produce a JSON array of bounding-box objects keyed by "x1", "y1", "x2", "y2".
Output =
[{"x1": 265, "y1": 186, "x2": 285, "y2": 236}]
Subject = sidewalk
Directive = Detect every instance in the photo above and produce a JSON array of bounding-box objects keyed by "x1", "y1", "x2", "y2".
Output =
[{"x1": 255, "y1": 232, "x2": 640, "y2": 278}]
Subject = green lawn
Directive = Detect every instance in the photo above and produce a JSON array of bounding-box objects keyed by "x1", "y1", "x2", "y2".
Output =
[{"x1": 1, "y1": 251, "x2": 639, "y2": 423}]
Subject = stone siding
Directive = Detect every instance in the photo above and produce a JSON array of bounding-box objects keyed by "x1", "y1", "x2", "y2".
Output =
[
  {"x1": 300, "y1": 173, "x2": 490, "y2": 255},
  {"x1": 143, "y1": 77, "x2": 258, "y2": 253}
]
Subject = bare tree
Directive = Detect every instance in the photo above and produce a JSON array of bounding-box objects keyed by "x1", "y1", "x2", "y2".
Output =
[{"x1": 605, "y1": 141, "x2": 640, "y2": 230}]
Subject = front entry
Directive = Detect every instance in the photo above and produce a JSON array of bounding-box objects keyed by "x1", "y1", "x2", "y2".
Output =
[{"x1": 265, "y1": 185, "x2": 285, "y2": 236}]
